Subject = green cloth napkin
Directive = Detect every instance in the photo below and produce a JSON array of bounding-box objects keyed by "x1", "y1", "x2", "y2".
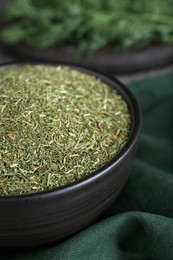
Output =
[{"x1": 2, "y1": 72, "x2": 173, "y2": 260}]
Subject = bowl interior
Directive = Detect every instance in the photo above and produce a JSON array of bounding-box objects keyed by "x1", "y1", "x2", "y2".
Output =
[{"x1": 0, "y1": 61, "x2": 142, "y2": 199}]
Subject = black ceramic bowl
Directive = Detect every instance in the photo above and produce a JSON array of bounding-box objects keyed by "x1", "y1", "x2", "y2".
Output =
[{"x1": 0, "y1": 62, "x2": 142, "y2": 248}]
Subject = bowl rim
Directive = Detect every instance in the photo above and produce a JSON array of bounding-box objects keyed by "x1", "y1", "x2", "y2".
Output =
[{"x1": 0, "y1": 61, "x2": 142, "y2": 200}]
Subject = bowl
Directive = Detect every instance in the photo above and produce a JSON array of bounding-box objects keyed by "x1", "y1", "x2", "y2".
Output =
[{"x1": 0, "y1": 62, "x2": 142, "y2": 248}]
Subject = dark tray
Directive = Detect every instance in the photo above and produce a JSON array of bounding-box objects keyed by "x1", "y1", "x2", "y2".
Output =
[{"x1": 3, "y1": 44, "x2": 173, "y2": 74}]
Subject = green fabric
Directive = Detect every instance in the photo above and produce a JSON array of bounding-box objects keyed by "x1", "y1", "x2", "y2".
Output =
[{"x1": 2, "y1": 72, "x2": 173, "y2": 260}]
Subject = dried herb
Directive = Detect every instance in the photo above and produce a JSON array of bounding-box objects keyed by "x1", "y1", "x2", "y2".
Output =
[{"x1": 0, "y1": 65, "x2": 130, "y2": 196}]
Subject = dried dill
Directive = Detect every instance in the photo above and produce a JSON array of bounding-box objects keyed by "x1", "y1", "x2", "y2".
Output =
[{"x1": 0, "y1": 65, "x2": 131, "y2": 196}]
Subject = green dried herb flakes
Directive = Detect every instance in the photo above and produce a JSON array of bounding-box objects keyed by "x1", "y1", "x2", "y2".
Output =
[{"x1": 0, "y1": 65, "x2": 130, "y2": 196}]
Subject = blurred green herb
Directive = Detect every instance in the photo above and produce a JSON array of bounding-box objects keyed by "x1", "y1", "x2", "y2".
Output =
[
  {"x1": 1, "y1": 0, "x2": 173, "y2": 54},
  {"x1": 0, "y1": 65, "x2": 130, "y2": 196}
]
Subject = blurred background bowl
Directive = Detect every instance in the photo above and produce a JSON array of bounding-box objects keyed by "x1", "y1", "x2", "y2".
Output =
[{"x1": 0, "y1": 62, "x2": 142, "y2": 249}]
